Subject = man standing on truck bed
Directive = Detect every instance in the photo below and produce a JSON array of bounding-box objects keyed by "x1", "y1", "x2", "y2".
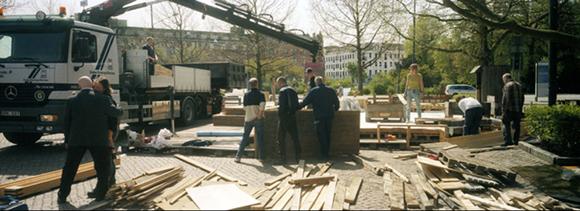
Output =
[
  {"x1": 235, "y1": 78, "x2": 265, "y2": 163},
  {"x1": 143, "y1": 37, "x2": 158, "y2": 75},
  {"x1": 58, "y1": 76, "x2": 123, "y2": 203},
  {"x1": 299, "y1": 76, "x2": 340, "y2": 160},
  {"x1": 276, "y1": 76, "x2": 301, "y2": 164}
]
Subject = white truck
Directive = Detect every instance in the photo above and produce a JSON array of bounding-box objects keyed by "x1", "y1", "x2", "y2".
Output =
[{"x1": 0, "y1": 0, "x2": 320, "y2": 145}]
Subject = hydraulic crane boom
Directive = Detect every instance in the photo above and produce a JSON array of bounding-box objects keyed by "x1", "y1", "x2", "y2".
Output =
[{"x1": 78, "y1": 0, "x2": 320, "y2": 60}]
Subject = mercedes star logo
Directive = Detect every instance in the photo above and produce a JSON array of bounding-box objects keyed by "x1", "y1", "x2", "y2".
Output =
[{"x1": 4, "y1": 86, "x2": 18, "y2": 100}]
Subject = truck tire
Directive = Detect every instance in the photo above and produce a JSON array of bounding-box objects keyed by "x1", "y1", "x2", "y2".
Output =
[
  {"x1": 179, "y1": 98, "x2": 195, "y2": 125},
  {"x1": 2, "y1": 132, "x2": 42, "y2": 146}
]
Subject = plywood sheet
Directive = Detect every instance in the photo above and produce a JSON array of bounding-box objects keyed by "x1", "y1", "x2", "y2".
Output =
[{"x1": 186, "y1": 184, "x2": 259, "y2": 210}]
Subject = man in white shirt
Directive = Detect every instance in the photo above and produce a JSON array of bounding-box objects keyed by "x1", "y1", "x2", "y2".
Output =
[
  {"x1": 457, "y1": 96, "x2": 484, "y2": 135},
  {"x1": 235, "y1": 78, "x2": 266, "y2": 163}
]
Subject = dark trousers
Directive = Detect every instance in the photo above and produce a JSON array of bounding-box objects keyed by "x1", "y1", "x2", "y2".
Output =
[
  {"x1": 502, "y1": 111, "x2": 522, "y2": 145},
  {"x1": 464, "y1": 107, "x2": 484, "y2": 135},
  {"x1": 236, "y1": 119, "x2": 264, "y2": 159},
  {"x1": 277, "y1": 115, "x2": 301, "y2": 162},
  {"x1": 58, "y1": 146, "x2": 112, "y2": 199},
  {"x1": 314, "y1": 118, "x2": 333, "y2": 159}
]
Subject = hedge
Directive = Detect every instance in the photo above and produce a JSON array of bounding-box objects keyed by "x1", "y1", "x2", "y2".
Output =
[{"x1": 525, "y1": 105, "x2": 580, "y2": 156}]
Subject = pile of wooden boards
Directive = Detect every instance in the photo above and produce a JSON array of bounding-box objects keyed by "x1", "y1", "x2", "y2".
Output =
[
  {"x1": 252, "y1": 161, "x2": 364, "y2": 210},
  {"x1": 106, "y1": 166, "x2": 184, "y2": 208},
  {"x1": 212, "y1": 113, "x2": 245, "y2": 127},
  {"x1": 0, "y1": 159, "x2": 120, "y2": 198},
  {"x1": 414, "y1": 155, "x2": 559, "y2": 210}
]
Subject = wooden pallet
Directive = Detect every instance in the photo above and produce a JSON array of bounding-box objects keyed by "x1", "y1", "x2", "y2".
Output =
[{"x1": 212, "y1": 114, "x2": 245, "y2": 127}]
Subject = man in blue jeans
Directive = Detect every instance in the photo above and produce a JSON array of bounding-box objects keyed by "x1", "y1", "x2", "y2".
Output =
[
  {"x1": 404, "y1": 64, "x2": 424, "y2": 122},
  {"x1": 235, "y1": 78, "x2": 265, "y2": 163}
]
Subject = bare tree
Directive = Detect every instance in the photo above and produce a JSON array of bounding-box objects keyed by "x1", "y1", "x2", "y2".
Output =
[
  {"x1": 155, "y1": 2, "x2": 207, "y2": 63},
  {"x1": 222, "y1": 0, "x2": 298, "y2": 89},
  {"x1": 28, "y1": 0, "x2": 64, "y2": 14},
  {"x1": 313, "y1": 0, "x2": 396, "y2": 92}
]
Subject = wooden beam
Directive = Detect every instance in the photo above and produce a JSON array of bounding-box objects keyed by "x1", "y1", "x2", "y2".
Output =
[
  {"x1": 301, "y1": 184, "x2": 325, "y2": 210},
  {"x1": 174, "y1": 154, "x2": 248, "y2": 186},
  {"x1": 489, "y1": 187, "x2": 514, "y2": 205},
  {"x1": 389, "y1": 175, "x2": 405, "y2": 210},
  {"x1": 322, "y1": 179, "x2": 337, "y2": 210},
  {"x1": 266, "y1": 184, "x2": 292, "y2": 209},
  {"x1": 404, "y1": 182, "x2": 420, "y2": 209},
  {"x1": 442, "y1": 144, "x2": 458, "y2": 150},
  {"x1": 410, "y1": 175, "x2": 433, "y2": 209},
  {"x1": 315, "y1": 162, "x2": 333, "y2": 176},
  {"x1": 344, "y1": 177, "x2": 363, "y2": 204},
  {"x1": 384, "y1": 162, "x2": 409, "y2": 183},
  {"x1": 393, "y1": 153, "x2": 418, "y2": 159},
  {"x1": 351, "y1": 154, "x2": 384, "y2": 176},
  {"x1": 453, "y1": 190, "x2": 482, "y2": 210},
  {"x1": 264, "y1": 173, "x2": 292, "y2": 186},
  {"x1": 289, "y1": 176, "x2": 335, "y2": 186},
  {"x1": 462, "y1": 193, "x2": 521, "y2": 210},
  {"x1": 332, "y1": 181, "x2": 346, "y2": 210},
  {"x1": 291, "y1": 160, "x2": 305, "y2": 210}
]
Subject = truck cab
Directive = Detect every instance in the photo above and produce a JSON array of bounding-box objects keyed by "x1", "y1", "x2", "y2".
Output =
[{"x1": 0, "y1": 12, "x2": 120, "y2": 145}]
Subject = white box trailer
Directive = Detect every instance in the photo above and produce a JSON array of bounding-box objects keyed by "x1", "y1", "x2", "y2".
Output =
[{"x1": 173, "y1": 66, "x2": 211, "y2": 93}]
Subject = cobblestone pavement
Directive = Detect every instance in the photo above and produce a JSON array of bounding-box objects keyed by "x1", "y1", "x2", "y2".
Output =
[{"x1": 0, "y1": 132, "x2": 551, "y2": 210}]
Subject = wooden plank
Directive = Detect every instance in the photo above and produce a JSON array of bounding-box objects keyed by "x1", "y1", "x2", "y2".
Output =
[
  {"x1": 301, "y1": 185, "x2": 325, "y2": 210},
  {"x1": 462, "y1": 193, "x2": 522, "y2": 210},
  {"x1": 489, "y1": 187, "x2": 514, "y2": 205},
  {"x1": 404, "y1": 182, "x2": 420, "y2": 209},
  {"x1": 264, "y1": 173, "x2": 292, "y2": 186},
  {"x1": 393, "y1": 153, "x2": 418, "y2": 159},
  {"x1": 145, "y1": 166, "x2": 175, "y2": 175},
  {"x1": 382, "y1": 173, "x2": 392, "y2": 196},
  {"x1": 384, "y1": 162, "x2": 409, "y2": 183},
  {"x1": 311, "y1": 185, "x2": 328, "y2": 210},
  {"x1": 272, "y1": 187, "x2": 294, "y2": 210},
  {"x1": 266, "y1": 180, "x2": 282, "y2": 190},
  {"x1": 266, "y1": 184, "x2": 292, "y2": 208},
  {"x1": 506, "y1": 190, "x2": 533, "y2": 202},
  {"x1": 443, "y1": 144, "x2": 458, "y2": 150},
  {"x1": 315, "y1": 162, "x2": 333, "y2": 176},
  {"x1": 332, "y1": 181, "x2": 346, "y2": 210},
  {"x1": 344, "y1": 177, "x2": 363, "y2": 204},
  {"x1": 389, "y1": 175, "x2": 405, "y2": 210},
  {"x1": 443, "y1": 130, "x2": 503, "y2": 148},
  {"x1": 351, "y1": 154, "x2": 384, "y2": 176},
  {"x1": 174, "y1": 154, "x2": 248, "y2": 186},
  {"x1": 410, "y1": 175, "x2": 433, "y2": 210},
  {"x1": 291, "y1": 160, "x2": 305, "y2": 210},
  {"x1": 288, "y1": 176, "x2": 335, "y2": 186},
  {"x1": 453, "y1": 190, "x2": 482, "y2": 210},
  {"x1": 322, "y1": 178, "x2": 337, "y2": 210},
  {"x1": 168, "y1": 171, "x2": 215, "y2": 204},
  {"x1": 436, "y1": 181, "x2": 465, "y2": 190}
]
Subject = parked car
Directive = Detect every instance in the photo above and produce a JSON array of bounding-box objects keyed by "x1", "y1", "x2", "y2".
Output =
[{"x1": 445, "y1": 84, "x2": 477, "y2": 96}]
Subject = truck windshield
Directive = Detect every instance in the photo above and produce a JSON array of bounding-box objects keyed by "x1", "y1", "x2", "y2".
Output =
[{"x1": 0, "y1": 32, "x2": 67, "y2": 63}]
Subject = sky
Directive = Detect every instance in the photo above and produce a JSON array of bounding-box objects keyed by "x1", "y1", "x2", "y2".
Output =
[{"x1": 6, "y1": 0, "x2": 321, "y2": 36}]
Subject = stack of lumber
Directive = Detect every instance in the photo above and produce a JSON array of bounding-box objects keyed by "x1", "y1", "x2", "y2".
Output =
[
  {"x1": 262, "y1": 110, "x2": 360, "y2": 158},
  {"x1": 212, "y1": 113, "x2": 245, "y2": 127},
  {"x1": 414, "y1": 154, "x2": 556, "y2": 210},
  {"x1": 0, "y1": 159, "x2": 119, "y2": 198},
  {"x1": 252, "y1": 161, "x2": 364, "y2": 210},
  {"x1": 106, "y1": 166, "x2": 184, "y2": 208}
]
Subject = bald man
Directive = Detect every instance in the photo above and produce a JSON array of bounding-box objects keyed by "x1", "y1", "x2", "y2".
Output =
[{"x1": 58, "y1": 76, "x2": 123, "y2": 203}]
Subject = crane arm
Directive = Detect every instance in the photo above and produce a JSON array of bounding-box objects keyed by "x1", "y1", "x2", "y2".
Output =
[{"x1": 78, "y1": 0, "x2": 320, "y2": 60}]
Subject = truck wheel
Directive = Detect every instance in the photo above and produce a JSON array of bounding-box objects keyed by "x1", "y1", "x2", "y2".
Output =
[
  {"x1": 2, "y1": 132, "x2": 42, "y2": 146},
  {"x1": 179, "y1": 99, "x2": 195, "y2": 125}
]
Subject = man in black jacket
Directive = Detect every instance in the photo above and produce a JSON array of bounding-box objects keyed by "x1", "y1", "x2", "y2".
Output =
[
  {"x1": 299, "y1": 76, "x2": 340, "y2": 160},
  {"x1": 58, "y1": 76, "x2": 123, "y2": 203},
  {"x1": 276, "y1": 77, "x2": 301, "y2": 164}
]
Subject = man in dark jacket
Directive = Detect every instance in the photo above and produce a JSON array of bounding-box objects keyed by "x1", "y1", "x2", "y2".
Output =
[
  {"x1": 58, "y1": 76, "x2": 123, "y2": 203},
  {"x1": 276, "y1": 77, "x2": 301, "y2": 164},
  {"x1": 235, "y1": 78, "x2": 265, "y2": 163},
  {"x1": 501, "y1": 73, "x2": 524, "y2": 146},
  {"x1": 299, "y1": 76, "x2": 340, "y2": 160}
]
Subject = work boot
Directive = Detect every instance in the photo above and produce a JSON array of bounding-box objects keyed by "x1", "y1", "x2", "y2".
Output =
[
  {"x1": 234, "y1": 157, "x2": 241, "y2": 163},
  {"x1": 87, "y1": 191, "x2": 97, "y2": 199},
  {"x1": 57, "y1": 193, "x2": 67, "y2": 204}
]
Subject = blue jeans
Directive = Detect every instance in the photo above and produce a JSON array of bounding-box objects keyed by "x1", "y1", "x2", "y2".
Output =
[
  {"x1": 236, "y1": 119, "x2": 264, "y2": 159},
  {"x1": 405, "y1": 89, "x2": 422, "y2": 122}
]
